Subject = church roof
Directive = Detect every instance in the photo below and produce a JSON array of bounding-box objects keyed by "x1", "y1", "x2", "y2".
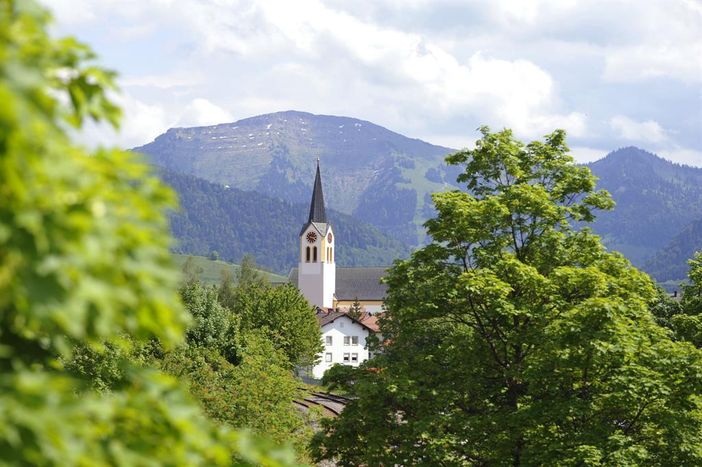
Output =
[
  {"x1": 307, "y1": 161, "x2": 327, "y2": 224},
  {"x1": 288, "y1": 267, "x2": 387, "y2": 301}
]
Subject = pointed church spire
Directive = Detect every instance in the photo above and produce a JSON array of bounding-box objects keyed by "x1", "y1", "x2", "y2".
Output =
[{"x1": 307, "y1": 159, "x2": 327, "y2": 223}]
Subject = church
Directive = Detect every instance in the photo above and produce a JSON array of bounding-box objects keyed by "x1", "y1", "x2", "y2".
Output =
[
  {"x1": 289, "y1": 162, "x2": 386, "y2": 379},
  {"x1": 288, "y1": 161, "x2": 386, "y2": 313}
]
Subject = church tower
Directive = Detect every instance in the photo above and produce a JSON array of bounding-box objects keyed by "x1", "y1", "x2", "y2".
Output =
[{"x1": 298, "y1": 160, "x2": 335, "y2": 309}]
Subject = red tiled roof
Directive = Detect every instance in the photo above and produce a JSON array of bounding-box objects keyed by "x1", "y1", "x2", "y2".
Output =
[{"x1": 315, "y1": 309, "x2": 382, "y2": 333}]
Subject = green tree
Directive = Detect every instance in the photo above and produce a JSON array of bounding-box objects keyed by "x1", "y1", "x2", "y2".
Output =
[
  {"x1": 314, "y1": 127, "x2": 702, "y2": 465},
  {"x1": 182, "y1": 255, "x2": 204, "y2": 284},
  {"x1": 0, "y1": 2, "x2": 294, "y2": 464},
  {"x1": 160, "y1": 336, "x2": 311, "y2": 458},
  {"x1": 181, "y1": 280, "x2": 240, "y2": 363},
  {"x1": 667, "y1": 252, "x2": 702, "y2": 346},
  {"x1": 237, "y1": 254, "x2": 267, "y2": 288},
  {"x1": 681, "y1": 251, "x2": 702, "y2": 312},
  {"x1": 218, "y1": 267, "x2": 238, "y2": 308},
  {"x1": 232, "y1": 283, "x2": 322, "y2": 368},
  {"x1": 347, "y1": 297, "x2": 364, "y2": 320}
]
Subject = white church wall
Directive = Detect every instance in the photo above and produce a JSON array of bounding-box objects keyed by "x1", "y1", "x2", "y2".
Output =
[{"x1": 298, "y1": 225, "x2": 335, "y2": 309}]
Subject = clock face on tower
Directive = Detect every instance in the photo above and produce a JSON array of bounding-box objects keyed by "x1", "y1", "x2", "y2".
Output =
[
  {"x1": 327, "y1": 232, "x2": 333, "y2": 243},
  {"x1": 306, "y1": 231, "x2": 317, "y2": 243}
]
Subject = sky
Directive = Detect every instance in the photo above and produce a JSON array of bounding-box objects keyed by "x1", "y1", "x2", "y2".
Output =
[{"x1": 45, "y1": 0, "x2": 702, "y2": 165}]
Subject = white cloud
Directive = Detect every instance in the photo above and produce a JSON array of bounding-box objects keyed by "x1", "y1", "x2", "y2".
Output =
[
  {"x1": 177, "y1": 98, "x2": 234, "y2": 127},
  {"x1": 600, "y1": 0, "x2": 702, "y2": 83},
  {"x1": 47, "y1": 0, "x2": 97, "y2": 25},
  {"x1": 610, "y1": 115, "x2": 668, "y2": 143},
  {"x1": 121, "y1": 71, "x2": 204, "y2": 90},
  {"x1": 76, "y1": 92, "x2": 170, "y2": 148},
  {"x1": 658, "y1": 148, "x2": 702, "y2": 167},
  {"x1": 42, "y1": 0, "x2": 701, "y2": 164},
  {"x1": 185, "y1": 0, "x2": 586, "y2": 138},
  {"x1": 603, "y1": 44, "x2": 702, "y2": 83},
  {"x1": 571, "y1": 146, "x2": 607, "y2": 164}
]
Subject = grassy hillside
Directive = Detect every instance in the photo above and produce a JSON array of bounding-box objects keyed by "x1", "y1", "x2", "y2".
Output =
[{"x1": 172, "y1": 254, "x2": 286, "y2": 285}]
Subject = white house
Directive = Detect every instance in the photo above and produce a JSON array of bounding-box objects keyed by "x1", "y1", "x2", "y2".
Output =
[{"x1": 311, "y1": 310, "x2": 380, "y2": 379}]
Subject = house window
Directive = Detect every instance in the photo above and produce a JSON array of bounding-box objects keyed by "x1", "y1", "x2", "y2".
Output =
[
  {"x1": 343, "y1": 353, "x2": 350, "y2": 362},
  {"x1": 351, "y1": 353, "x2": 358, "y2": 362},
  {"x1": 343, "y1": 336, "x2": 350, "y2": 346},
  {"x1": 313, "y1": 246, "x2": 318, "y2": 262},
  {"x1": 305, "y1": 247, "x2": 310, "y2": 262},
  {"x1": 351, "y1": 336, "x2": 358, "y2": 346},
  {"x1": 325, "y1": 336, "x2": 332, "y2": 346},
  {"x1": 325, "y1": 353, "x2": 332, "y2": 362}
]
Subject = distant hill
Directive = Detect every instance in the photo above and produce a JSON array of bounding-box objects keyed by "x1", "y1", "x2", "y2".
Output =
[
  {"x1": 138, "y1": 112, "x2": 702, "y2": 279},
  {"x1": 643, "y1": 218, "x2": 702, "y2": 281},
  {"x1": 171, "y1": 254, "x2": 286, "y2": 285},
  {"x1": 137, "y1": 110, "x2": 458, "y2": 245},
  {"x1": 162, "y1": 169, "x2": 410, "y2": 274},
  {"x1": 587, "y1": 147, "x2": 702, "y2": 267}
]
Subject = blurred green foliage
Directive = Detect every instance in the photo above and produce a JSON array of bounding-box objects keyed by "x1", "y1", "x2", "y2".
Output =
[{"x1": 0, "y1": 1, "x2": 297, "y2": 464}]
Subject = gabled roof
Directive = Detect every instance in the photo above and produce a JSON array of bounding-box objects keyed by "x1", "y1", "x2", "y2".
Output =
[
  {"x1": 316, "y1": 310, "x2": 378, "y2": 333},
  {"x1": 288, "y1": 267, "x2": 387, "y2": 301}
]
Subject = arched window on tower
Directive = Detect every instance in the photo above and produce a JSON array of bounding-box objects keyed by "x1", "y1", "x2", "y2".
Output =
[
  {"x1": 306, "y1": 246, "x2": 310, "y2": 262},
  {"x1": 331, "y1": 247, "x2": 333, "y2": 263},
  {"x1": 313, "y1": 246, "x2": 318, "y2": 262}
]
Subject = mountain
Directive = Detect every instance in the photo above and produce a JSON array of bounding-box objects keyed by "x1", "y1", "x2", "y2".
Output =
[
  {"x1": 137, "y1": 110, "x2": 458, "y2": 245},
  {"x1": 161, "y1": 169, "x2": 410, "y2": 274},
  {"x1": 139, "y1": 112, "x2": 702, "y2": 279},
  {"x1": 587, "y1": 147, "x2": 702, "y2": 267},
  {"x1": 643, "y1": 218, "x2": 702, "y2": 281}
]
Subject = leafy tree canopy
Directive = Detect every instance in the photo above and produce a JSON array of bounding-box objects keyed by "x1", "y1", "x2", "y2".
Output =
[
  {"x1": 218, "y1": 258, "x2": 322, "y2": 368},
  {"x1": 228, "y1": 282, "x2": 322, "y2": 368},
  {"x1": 314, "y1": 127, "x2": 702, "y2": 466},
  {"x1": 0, "y1": 2, "x2": 295, "y2": 464}
]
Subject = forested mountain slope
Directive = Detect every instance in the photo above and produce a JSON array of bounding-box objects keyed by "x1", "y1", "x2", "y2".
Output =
[
  {"x1": 161, "y1": 169, "x2": 410, "y2": 274},
  {"x1": 138, "y1": 110, "x2": 457, "y2": 245},
  {"x1": 587, "y1": 147, "x2": 702, "y2": 267},
  {"x1": 644, "y1": 218, "x2": 702, "y2": 281}
]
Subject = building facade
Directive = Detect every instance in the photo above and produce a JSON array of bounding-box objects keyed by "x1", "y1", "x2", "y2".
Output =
[{"x1": 312, "y1": 311, "x2": 378, "y2": 379}]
